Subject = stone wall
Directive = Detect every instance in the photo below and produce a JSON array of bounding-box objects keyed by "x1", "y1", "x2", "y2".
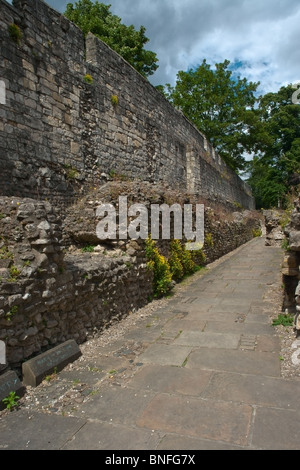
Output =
[
  {"x1": 263, "y1": 210, "x2": 285, "y2": 247},
  {"x1": 0, "y1": 0, "x2": 254, "y2": 210},
  {"x1": 281, "y1": 194, "x2": 300, "y2": 326},
  {"x1": 0, "y1": 0, "x2": 261, "y2": 371},
  {"x1": 0, "y1": 196, "x2": 153, "y2": 367},
  {"x1": 0, "y1": 185, "x2": 261, "y2": 369}
]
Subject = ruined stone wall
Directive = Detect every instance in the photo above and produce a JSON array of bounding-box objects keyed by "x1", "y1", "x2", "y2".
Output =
[
  {"x1": 0, "y1": 0, "x2": 254, "y2": 210},
  {"x1": 281, "y1": 195, "x2": 300, "y2": 325},
  {"x1": 0, "y1": 196, "x2": 153, "y2": 367},
  {"x1": 0, "y1": 187, "x2": 261, "y2": 368}
]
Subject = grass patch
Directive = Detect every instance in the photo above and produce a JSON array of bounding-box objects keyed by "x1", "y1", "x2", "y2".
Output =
[{"x1": 272, "y1": 314, "x2": 294, "y2": 327}]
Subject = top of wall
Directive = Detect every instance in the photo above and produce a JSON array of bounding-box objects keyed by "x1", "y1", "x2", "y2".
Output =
[{"x1": 0, "y1": 0, "x2": 254, "y2": 209}]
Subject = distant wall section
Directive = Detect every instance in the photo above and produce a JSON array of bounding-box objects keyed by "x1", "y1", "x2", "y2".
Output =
[{"x1": 0, "y1": 0, "x2": 255, "y2": 209}]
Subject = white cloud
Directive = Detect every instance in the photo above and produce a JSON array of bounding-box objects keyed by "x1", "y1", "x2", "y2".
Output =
[{"x1": 8, "y1": 0, "x2": 300, "y2": 94}]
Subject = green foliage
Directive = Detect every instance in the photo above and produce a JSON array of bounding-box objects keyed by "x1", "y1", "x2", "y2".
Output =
[
  {"x1": 8, "y1": 23, "x2": 22, "y2": 44},
  {"x1": 168, "y1": 240, "x2": 184, "y2": 280},
  {"x1": 0, "y1": 245, "x2": 13, "y2": 260},
  {"x1": 6, "y1": 305, "x2": 18, "y2": 322},
  {"x1": 145, "y1": 238, "x2": 172, "y2": 298},
  {"x1": 84, "y1": 73, "x2": 93, "y2": 84},
  {"x1": 2, "y1": 391, "x2": 20, "y2": 411},
  {"x1": 44, "y1": 367, "x2": 58, "y2": 382},
  {"x1": 272, "y1": 314, "x2": 294, "y2": 327},
  {"x1": 163, "y1": 59, "x2": 260, "y2": 172},
  {"x1": 8, "y1": 265, "x2": 21, "y2": 282},
  {"x1": 205, "y1": 233, "x2": 214, "y2": 247},
  {"x1": 233, "y1": 201, "x2": 243, "y2": 210},
  {"x1": 246, "y1": 85, "x2": 300, "y2": 209},
  {"x1": 64, "y1": 0, "x2": 158, "y2": 78},
  {"x1": 111, "y1": 95, "x2": 119, "y2": 106},
  {"x1": 146, "y1": 239, "x2": 206, "y2": 296},
  {"x1": 81, "y1": 245, "x2": 95, "y2": 253},
  {"x1": 252, "y1": 228, "x2": 262, "y2": 238},
  {"x1": 281, "y1": 239, "x2": 290, "y2": 251},
  {"x1": 65, "y1": 165, "x2": 79, "y2": 180}
]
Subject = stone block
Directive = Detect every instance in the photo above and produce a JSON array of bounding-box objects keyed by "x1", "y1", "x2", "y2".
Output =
[
  {"x1": 282, "y1": 267, "x2": 299, "y2": 276},
  {"x1": 0, "y1": 371, "x2": 25, "y2": 410},
  {"x1": 289, "y1": 231, "x2": 300, "y2": 251},
  {"x1": 22, "y1": 339, "x2": 81, "y2": 387}
]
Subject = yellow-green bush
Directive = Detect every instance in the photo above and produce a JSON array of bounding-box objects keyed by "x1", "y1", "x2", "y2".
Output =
[
  {"x1": 169, "y1": 240, "x2": 185, "y2": 280},
  {"x1": 145, "y1": 238, "x2": 172, "y2": 297},
  {"x1": 145, "y1": 238, "x2": 207, "y2": 297}
]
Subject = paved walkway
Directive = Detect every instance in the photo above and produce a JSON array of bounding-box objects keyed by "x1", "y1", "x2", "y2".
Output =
[{"x1": 1, "y1": 237, "x2": 300, "y2": 450}]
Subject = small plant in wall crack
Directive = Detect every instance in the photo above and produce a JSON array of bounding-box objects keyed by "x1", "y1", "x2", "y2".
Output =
[
  {"x1": 8, "y1": 23, "x2": 22, "y2": 44},
  {"x1": 81, "y1": 245, "x2": 95, "y2": 253},
  {"x1": 84, "y1": 74, "x2": 93, "y2": 84},
  {"x1": 111, "y1": 95, "x2": 119, "y2": 106},
  {"x1": 6, "y1": 305, "x2": 18, "y2": 322},
  {"x1": 2, "y1": 391, "x2": 20, "y2": 411}
]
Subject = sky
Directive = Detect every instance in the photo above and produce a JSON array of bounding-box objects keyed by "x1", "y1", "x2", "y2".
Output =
[{"x1": 8, "y1": 0, "x2": 300, "y2": 96}]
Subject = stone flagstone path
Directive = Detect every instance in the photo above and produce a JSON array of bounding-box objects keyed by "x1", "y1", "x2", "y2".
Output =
[{"x1": 1, "y1": 237, "x2": 300, "y2": 450}]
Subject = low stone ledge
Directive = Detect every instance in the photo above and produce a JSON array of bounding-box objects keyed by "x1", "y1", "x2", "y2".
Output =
[
  {"x1": 22, "y1": 340, "x2": 81, "y2": 387},
  {"x1": 0, "y1": 371, "x2": 25, "y2": 410}
]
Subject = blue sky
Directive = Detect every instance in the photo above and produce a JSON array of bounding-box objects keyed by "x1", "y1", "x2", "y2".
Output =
[{"x1": 7, "y1": 0, "x2": 300, "y2": 96}]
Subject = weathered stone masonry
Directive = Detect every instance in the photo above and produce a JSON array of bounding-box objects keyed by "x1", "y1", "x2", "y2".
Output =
[
  {"x1": 0, "y1": 0, "x2": 260, "y2": 370},
  {"x1": 0, "y1": 0, "x2": 254, "y2": 210}
]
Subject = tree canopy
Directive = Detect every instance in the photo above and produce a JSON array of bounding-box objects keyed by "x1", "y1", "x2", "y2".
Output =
[
  {"x1": 246, "y1": 85, "x2": 300, "y2": 208},
  {"x1": 163, "y1": 59, "x2": 260, "y2": 172},
  {"x1": 64, "y1": 0, "x2": 158, "y2": 78}
]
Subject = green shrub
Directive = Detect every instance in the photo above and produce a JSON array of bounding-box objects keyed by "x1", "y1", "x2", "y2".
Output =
[
  {"x1": 8, "y1": 23, "x2": 22, "y2": 44},
  {"x1": 205, "y1": 232, "x2": 214, "y2": 247},
  {"x1": 145, "y1": 238, "x2": 172, "y2": 298},
  {"x1": 252, "y1": 228, "x2": 262, "y2": 238},
  {"x1": 169, "y1": 240, "x2": 205, "y2": 281}
]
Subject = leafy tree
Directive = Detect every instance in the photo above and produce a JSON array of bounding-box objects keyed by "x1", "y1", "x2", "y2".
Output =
[
  {"x1": 64, "y1": 0, "x2": 158, "y2": 78},
  {"x1": 164, "y1": 59, "x2": 260, "y2": 172},
  {"x1": 246, "y1": 85, "x2": 300, "y2": 208}
]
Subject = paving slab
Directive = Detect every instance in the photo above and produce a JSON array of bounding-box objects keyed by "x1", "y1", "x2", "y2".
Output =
[
  {"x1": 251, "y1": 407, "x2": 300, "y2": 450},
  {"x1": 137, "y1": 394, "x2": 252, "y2": 447},
  {"x1": 162, "y1": 318, "x2": 206, "y2": 334},
  {"x1": 186, "y1": 348, "x2": 281, "y2": 377},
  {"x1": 256, "y1": 335, "x2": 281, "y2": 352},
  {"x1": 0, "y1": 238, "x2": 296, "y2": 450},
  {"x1": 204, "y1": 321, "x2": 274, "y2": 336},
  {"x1": 62, "y1": 421, "x2": 162, "y2": 450},
  {"x1": 245, "y1": 313, "x2": 271, "y2": 324},
  {"x1": 138, "y1": 343, "x2": 192, "y2": 366},
  {"x1": 157, "y1": 434, "x2": 246, "y2": 450},
  {"x1": 185, "y1": 311, "x2": 244, "y2": 322},
  {"x1": 201, "y1": 371, "x2": 300, "y2": 409},
  {"x1": 128, "y1": 364, "x2": 212, "y2": 396},
  {"x1": 77, "y1": 385, "x2": 156, "y2": 424},
  {"x1": 174, "y1": 331, "x2": 240, "y2": 349},
  {"x1": 0, "y1": 410, "x2": 86, "y2": 450}
]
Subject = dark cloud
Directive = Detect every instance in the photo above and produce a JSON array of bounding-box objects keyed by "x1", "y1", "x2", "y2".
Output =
[{"x1": 7, "y1": 0, "x2": 300, "y2": 92}]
